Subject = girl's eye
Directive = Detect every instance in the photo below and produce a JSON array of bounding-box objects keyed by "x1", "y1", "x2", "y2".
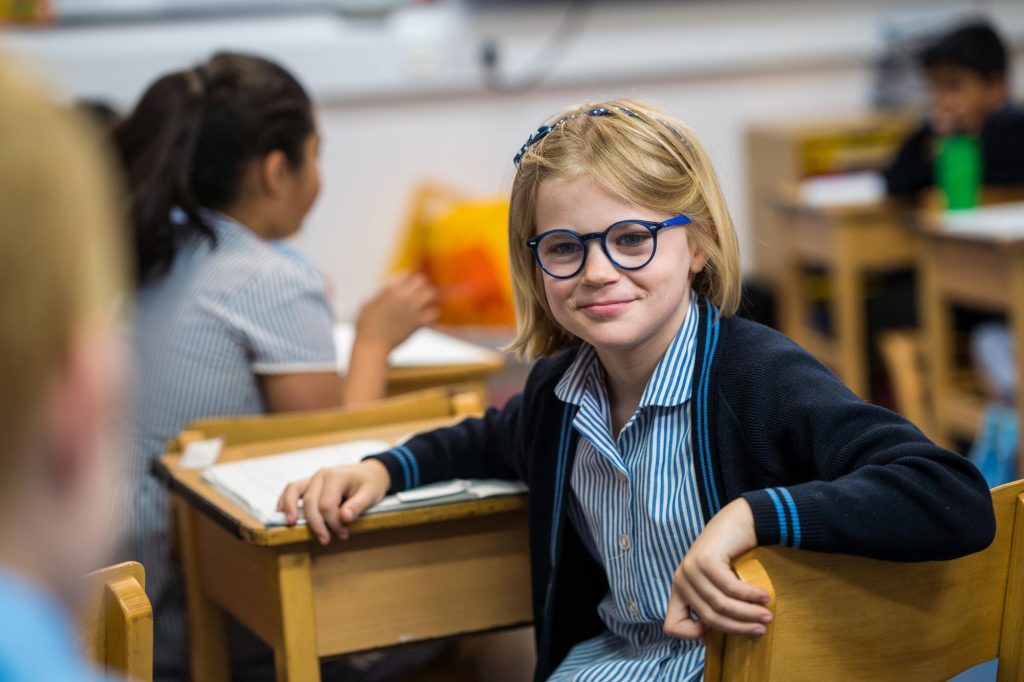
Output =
[
  {"x1": 547, "y1": 241, "x2": 582, "y2": 256},
  {"x1": 615, "y1": 231, "x2": 652, "y2": 248}
]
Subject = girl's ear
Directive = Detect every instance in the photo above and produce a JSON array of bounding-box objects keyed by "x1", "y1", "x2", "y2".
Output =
[
  {"x1": 689, "y1": 240, "x2": 709, "y2": 275},
  {"x1": 259, "y1": 150, "x2": 290, "y2": 197}
]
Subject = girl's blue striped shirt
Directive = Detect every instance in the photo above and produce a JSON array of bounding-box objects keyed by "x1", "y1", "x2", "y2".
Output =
[{"x1": 550, "y1": 294, "x2": 704, "y2": 682}]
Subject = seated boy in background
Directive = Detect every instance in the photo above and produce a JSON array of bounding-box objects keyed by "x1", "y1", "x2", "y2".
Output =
[
  {"x1": 885, "y1": 19, "x2": 1023, "y2": 486},
  {"x1": 885, "y1": 19, "x2": 1024, "y2": 196},
  {"x1": 0, "y1": 58, "x2": 128, "y2": 680}
]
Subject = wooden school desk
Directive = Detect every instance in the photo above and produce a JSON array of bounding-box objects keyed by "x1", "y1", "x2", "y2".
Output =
[
  {"x1": 157, "y1": 417, "x2": 531, "y2": 682},
  {"x1": 334, "y1": 324, "x2": 506, "y2": 405},
  {"x1": 917, "y1": 202, "x2": 1024, "y2": 477},
  {"x1": 774, "y1": 187, "x2": 917, "y2": 399},
  {"x1": 746, "y1": 113, "x2": 913, "y2": 285}
]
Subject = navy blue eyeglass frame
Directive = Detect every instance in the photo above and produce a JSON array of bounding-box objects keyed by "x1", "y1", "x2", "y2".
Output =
[{"x1": 526, "y1": 214, "x2": 692, "y2": 279}]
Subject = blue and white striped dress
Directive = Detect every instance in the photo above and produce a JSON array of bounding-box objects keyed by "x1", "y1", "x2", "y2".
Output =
[
  {"x1": 123, "y1": 213, "x2": 337, "y2": 677},
  {"x1": 550, "y1": 294, "x2": 705, "y2": 682}
]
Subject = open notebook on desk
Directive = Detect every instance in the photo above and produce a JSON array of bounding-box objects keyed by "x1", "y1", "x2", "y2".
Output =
[
  {"x1": 334, "y1": 324, "x2": 499, "y2": 372},
  {"x1": 202, "y1": 439, "x2": 527, "y2": 526}
]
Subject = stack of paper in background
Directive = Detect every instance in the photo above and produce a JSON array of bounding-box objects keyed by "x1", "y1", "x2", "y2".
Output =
[
  {"x1": 334, "y1": 324, "x2": 498, "y2": 373},
  {"x1": 798, "y1": 171, "x2": 887, "y2": 207},
  {"x1": 202, "y1": 439, "x2": 526, "y2": 526}
]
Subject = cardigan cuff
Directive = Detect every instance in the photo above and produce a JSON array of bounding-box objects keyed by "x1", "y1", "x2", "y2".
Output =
[
  {"x1": 742, "y1": 489, "x2": 786, "y2": 547},
  {"x1": 743, "y1": 485, "x2": 826, "y2": 550},
  {"x1": 365, "y1": 445, "x2": 421, "y2": 494}
]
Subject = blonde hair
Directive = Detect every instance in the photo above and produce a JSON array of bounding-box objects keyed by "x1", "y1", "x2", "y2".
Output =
[
  {"x1": 0, "y1": 57, "x2": 127, "y2": 477},
  {"x1": 506, "y1": 99, "x2": 741, "y2": 360}
]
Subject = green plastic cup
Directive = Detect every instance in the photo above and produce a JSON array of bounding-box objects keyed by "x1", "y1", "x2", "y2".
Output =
[{"x1": 936, "y1": 135, "x2": 981, "y2": 211}]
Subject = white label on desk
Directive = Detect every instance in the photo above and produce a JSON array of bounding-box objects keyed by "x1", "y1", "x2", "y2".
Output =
[{"x1": 179, "y1": 437, "x2": 224, "y2": 470}]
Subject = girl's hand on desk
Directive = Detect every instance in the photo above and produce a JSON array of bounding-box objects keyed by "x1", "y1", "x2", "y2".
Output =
[
  {"x1": 356, "y1": 272, "x2": 439, "y2": 352},
  {"x1": 663, "y1": 498, "x2": 771, "y2": 640},
  {"x1": 276, "y1": 459, "x2": 392, "y2": 545}
]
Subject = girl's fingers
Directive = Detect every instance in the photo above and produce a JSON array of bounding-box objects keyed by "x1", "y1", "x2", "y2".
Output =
[
  {"x1": 277, "y1": 479, "x2": 308, "y2": 525},
  {"x1": 317, "y1": 473, "x2": 347, "y2": 539},
  {"x1": 340, "y1": 484, "x2": 378, "y2": 522},
  {"x1": 684, "y1": 561, "x2": 770, "y2": 622},
  {"x1": 301, "y1": 476, "x2": 329, "y2": 545},
  {"x1": 705, "y1": 558, "x2": 771, "y2": 606},
  {"x1": 684, "y1": 571, "x2": 768, "y2": 636},
  {"x1": 663, "y1": 583, "x2": 704, "y2": 640}
]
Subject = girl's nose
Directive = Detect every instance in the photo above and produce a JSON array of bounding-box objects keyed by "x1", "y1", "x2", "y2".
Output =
[{"x1": 579, "y1": 241, "x2": 619, "y2": 286}]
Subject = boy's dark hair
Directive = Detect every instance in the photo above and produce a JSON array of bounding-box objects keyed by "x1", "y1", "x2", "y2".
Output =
[
  {"x1": 920, "y1": 20, "x2": 1008, "y2": 80},
  {"x1": 114, "y1": 52, "x2": 314, "y2": 286}
]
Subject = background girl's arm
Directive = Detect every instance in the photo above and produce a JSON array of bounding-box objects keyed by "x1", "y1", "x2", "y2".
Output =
[{"x1": 341, "y1": 272, "x2": 438, "y2": 405}]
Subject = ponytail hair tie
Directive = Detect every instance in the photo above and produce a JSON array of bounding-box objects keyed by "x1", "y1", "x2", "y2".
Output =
[{"x1": 187, "y1": 65, "x2": 210, "y2": 100}]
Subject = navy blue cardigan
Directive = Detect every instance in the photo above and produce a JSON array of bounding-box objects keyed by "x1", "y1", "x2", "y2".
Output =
[{"x1": 371, "y1": 301, "x2": 995, "y2": 680}]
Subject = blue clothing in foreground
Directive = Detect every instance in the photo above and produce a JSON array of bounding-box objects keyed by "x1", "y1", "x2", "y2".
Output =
[{"x1": 0, "y1": 569, "x2": 101, "y2": 682}]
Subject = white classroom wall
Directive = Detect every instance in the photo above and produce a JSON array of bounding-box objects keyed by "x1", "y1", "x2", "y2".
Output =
[{"x1": 4, "y1": 0, "x2": 1024, "y2": 319}]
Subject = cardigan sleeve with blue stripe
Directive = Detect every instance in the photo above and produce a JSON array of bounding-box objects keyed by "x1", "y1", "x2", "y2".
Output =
[
  {"x1": 733, "y1": 333, "x2": 995, "y2": 562},
  {"x1": 366, "y1": 394, "x2": 526, "y2": 494}
]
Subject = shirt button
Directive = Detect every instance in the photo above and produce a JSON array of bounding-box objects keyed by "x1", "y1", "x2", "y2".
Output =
[
  {"x1": 618, "y1": 533, "x2": 631, "y2": 551},
  {"x1": 627, "y1": 599, "x2": 640, "y2": 617},
  {"x1": 615, "y1": 470, "x2": 627, "y2": 483}
]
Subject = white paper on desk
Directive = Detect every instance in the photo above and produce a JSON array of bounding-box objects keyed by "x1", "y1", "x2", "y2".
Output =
[
  {"x1": 203, "y1": 439, "x2": 529, "y2": 527},
  {"x1": 940, "y1": 202, "x2": 1024, "y2": 240},
  {"x1": 203, "y1": 439, "x2": 390, "y2": 525},
  {"x1": 798, "y1": 172, "x2": 886, "y2": 207},
  {"x1": 334, "y1": 324, "x2": 498, "y2": 373}
]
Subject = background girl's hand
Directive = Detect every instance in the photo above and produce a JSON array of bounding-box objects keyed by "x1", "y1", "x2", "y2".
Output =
[
  {"x1": 276, "y1": 459, "x2": 391, "y2": 545},
  {"x1": 356, "y1": 272, "x2": 439, "y2": 352},
  {"x1": 663, "y1": 498, "x2": 771, "y2": 640}
]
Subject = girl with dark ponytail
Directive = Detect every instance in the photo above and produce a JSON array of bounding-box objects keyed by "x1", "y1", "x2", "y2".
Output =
[{"x1": 117, "y1": 53, "x2": 438, "y2": 680}]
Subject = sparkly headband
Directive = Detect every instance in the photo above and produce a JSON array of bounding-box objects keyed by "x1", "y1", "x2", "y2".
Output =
[{"x1": 512, "y1": 106, "x2": 690, "y2": 167}]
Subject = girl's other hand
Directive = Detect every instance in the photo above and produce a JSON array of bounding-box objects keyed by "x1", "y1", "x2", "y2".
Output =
[
  {"x1": 356, "y1": 272, "x2": 439, "y2": 352},
  {"x1": 663, "y1": 498, "x2": 771, "y2": 640},
  {"x1": 276, "y1": 459, "x2": 392, "y2": 545}
]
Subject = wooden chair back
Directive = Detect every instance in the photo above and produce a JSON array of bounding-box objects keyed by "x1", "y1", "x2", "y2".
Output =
[
  {"x1": 78, "y1": 561, "x2": 153, "y2": 682},
  {"x1": 705, "y1": 480, "x2": 1024, "y2": 681},
  {"x1": 879, "y1": 330, "x2": 937, "y2": 439},
  {"x1": 167, "y1": 384, "x2": 484, "y2": 453}
]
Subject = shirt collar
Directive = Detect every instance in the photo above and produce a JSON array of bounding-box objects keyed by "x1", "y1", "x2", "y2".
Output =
[
  {"x1": 638, "y1": 294, "x2": 699, "y2": 408},
  {"x1": 554, "y1": 294, "x2": 700, "y2": 409}
]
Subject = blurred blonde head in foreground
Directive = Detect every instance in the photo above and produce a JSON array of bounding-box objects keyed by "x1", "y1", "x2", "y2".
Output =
[{"x1": 0, "y1": 55, "x2": 128, "y2": 606}]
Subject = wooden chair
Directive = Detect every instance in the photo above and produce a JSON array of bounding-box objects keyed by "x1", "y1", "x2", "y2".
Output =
[
  {"x1": 167, "y1": 384, "x2": 484, "y2": 453},
  {"x1": 78, "y1": 561, "x2": 153, "y2": 682},
  {"x1": 879, "y1": 330, "x2": 938, "y2": 439},
  {"x1": 705, "y1": 479, "x2": 1024, "y2": 681}
]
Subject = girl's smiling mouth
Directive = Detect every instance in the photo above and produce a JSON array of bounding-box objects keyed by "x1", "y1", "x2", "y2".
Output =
[{"x1": 578, "y1": 299, "x2": 636, "y2": 318}]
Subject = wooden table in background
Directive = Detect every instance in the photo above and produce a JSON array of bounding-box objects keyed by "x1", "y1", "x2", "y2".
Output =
[
  {"x1": 157, "y1": 417, "x2": 531, "y2": 682},
  {"x1": 917, "y1": 211, "x2": 1024, "y2": 476},
  {"x1": 385, "y1": 358, "x2": 504, "y2": 406},
  {"x1": 774, "y1": 190, "x2": 917, "y2": 399}
]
